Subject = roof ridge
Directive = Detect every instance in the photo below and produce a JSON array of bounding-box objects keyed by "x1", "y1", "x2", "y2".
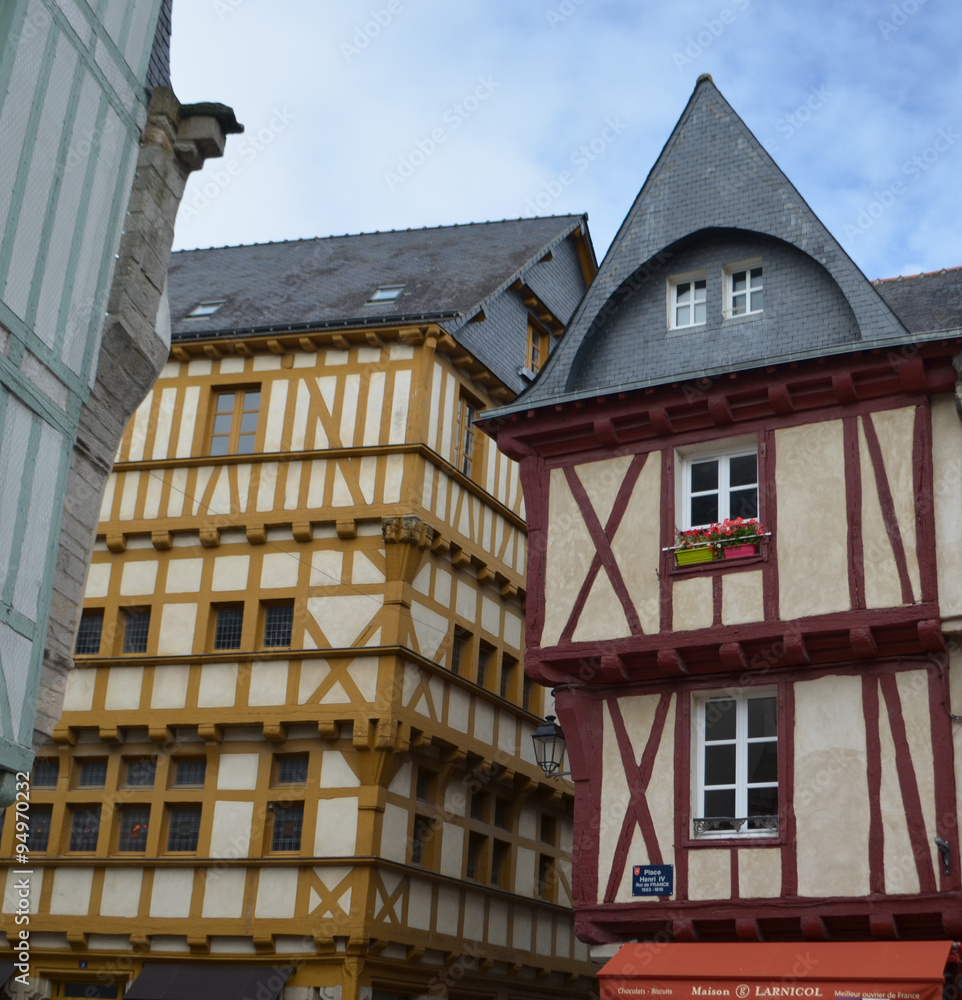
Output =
[
  {"x1": 873, "y1": 264, "x2": 962, "y2": 283},
  {"x1": 172, "y1": 214, "x2": 584, "y2": 255}
]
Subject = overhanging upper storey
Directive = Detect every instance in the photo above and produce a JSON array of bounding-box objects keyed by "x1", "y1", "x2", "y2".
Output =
[{"x1": 486, "y1": 75, "x2": 911, "y2": 420}]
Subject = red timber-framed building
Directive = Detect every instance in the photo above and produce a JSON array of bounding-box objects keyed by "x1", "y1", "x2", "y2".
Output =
[{"x1": 481, "y1": 76, "x2": 962, "y2": 993}]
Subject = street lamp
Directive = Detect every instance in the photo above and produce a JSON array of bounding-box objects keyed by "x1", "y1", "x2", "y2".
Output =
[{"x1": 532, "y1": 715, "x2": 570, "y2": 778}]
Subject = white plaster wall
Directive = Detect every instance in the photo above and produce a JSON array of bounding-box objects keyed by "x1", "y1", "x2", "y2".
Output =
[
  {"x1": 156, "y1": 603, "x2": 197, "y2": 656},
  {"x1": 776, "y1": 420, "x2": 850, "y2": 618},
  {"x1": 673, "y1": 576, "x2": 713, "y2": 632},
  {"x1": 931, "y1": 395, "x2": 962, "y2": 615},
  {"x1": 100, "y1": 868, "x2": 142, "y2": 917},
  {"x1": 202, "y1": 869, "x2": 247, "y2": 918},
  {"x1": 314, "y1": 797, "x2": 358, "y2": 856},
  {"x1": 149, "y1": 868, "x2": 194, "y2": 918},
  {"x1": 380, "y1": 803, "x2": 409, "y2": 863},
  {"x1": 209, "y1": 801, "x2": 254, "y2": 858},
  {"x1": 407, "y1": 879, "x2": 432, "y2": 931},
  {"x1": 439, "y1": 823, "x2": 464, "y2": 878},
  {"x1": 255, "y1": 868, "x2": 298, "y2": 918},
  {"x1": 859, "y1": 420, "x2": 905, "y2": 609},
  {"x1": 217, "y1": 753, "x2": 260, "y2": 790},
  {"x1": 63, "y1": 668, "x2": 96, "y2": 711},
  {"x1": 151, "y1": 663, "x2": 189, "y2": 708},
  {"x1": 166, "y1": 558, "x2": 203, "y2": 593},
  {"x1": 120, "y1": 560, "x2": 158, "y2": 596},
  {"x1": 320, "y1": 751, "x2": 360, "y2": 788},
  {"x1": 249, "y1": 661, "x2": 289, "y2": 705},
  {"x1": 615, "y1": 451, "x2": 662, "y2": 634},
  {"x1": 49, "y1": 868, "x2": 93, "y2": 915},
  {"x1": 688, "y1": 849, "x2": 731, "y2": 900},
  {"x1": 197, "y1": 662, "x2": 237, "y2": 707},
  {"x1": 722, "y1": 570, "x2": 764, "y2": 625},
  {"x1": 105, "y1": 666, "x2": 143, "y2": 710},
  {"x1": 737, "y1": 848, "x2": 781, "y2": 898},
  {"x1": 795, "y1": 674, "x2": 871, "y2": 897},
  {"x1": 542, "y1": 468, "x2": 595, "y2": 646}
]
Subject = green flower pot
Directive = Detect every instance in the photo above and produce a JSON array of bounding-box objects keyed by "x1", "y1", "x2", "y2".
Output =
[{"x1": 675, "y1": 546, "x2": 715, "y2": 566}]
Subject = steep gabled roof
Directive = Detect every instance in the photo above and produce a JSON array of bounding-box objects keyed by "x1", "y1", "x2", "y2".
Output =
[
  {"x1": 874, "y1": 266, "x2": 962, "y2": 334},
  {"x1": 493, "y1": 76, "x2": 916, "y2": 416},
  {"x1": 167, "y1": 216, "x2": 592, "y2": 391}
]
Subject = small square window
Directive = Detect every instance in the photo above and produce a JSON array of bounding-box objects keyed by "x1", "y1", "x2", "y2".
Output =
[
  {"x1": 669, "y1": 274, "x2": 707, "y2": 329},
  {"x1": 415, "y1": 768, "x2": 436, "y2": 803},
  {"x1": 466, "y1": 832, "x2": 486, "y2": 881},
  {"x1": 477, "y1": 643, "x2": 495, "y2": 689},
  {"x1": 213, "y1": 605, "x2": 244, "y2": 650},
  {"x1": 455, "y1": 392, "x2": 479, "y2": 479},
  {"x1": 494, "y1": 797, "x2": 511, "y2": 830},
  {"x1": 263, "y1": 603, "x2": 294, "y2": 647},
  {"x1": 451, "y1": 626, "x2": 470, "y2": 677},
  {"x1": 500, "y1": 655, "x2": 517, "y2": 701},
  {"x1": 210, "y1": 389, "x2": 261, "y2": 456},
  {"x1": 167, "y1": 805, "x2": 202, "y2": 851},
  {"x1": 122, "y1": 609, "x2": 150, "y2": 654},
  {"x1": 411, "y1": 814, "x2": 434, "y2": 867},
  {"x1": 173, "y1": 759, "x2": 206, "y2": 787},
  {"x1": 124, "y1": 758, "x2": 156, "y2": 787},
  {"x1": 276, "y1": 755, "x2": 309, "y2": 784},
  {"x1": 26, "y1": 804, "x2": 52, "y2": 851},
  {"x1": 367, "y1": 285, "x2": 404, "y2": 303},
  {"x1": 187, "y1": 300, "x2": 225, "y2": 318},
  {"x1": 470, "y1": 790, "x2": 487, "y2": 822},
  {"x1": 526, "y1": 317, "x2": 550, "y2": 373},
  {"x1": 693, "y1": 690, "x2": 778, "y2": 837},
  {"x1": 682, "y1": 447, "x2": 758, "y2": 529},
  {"x1": 75, "y1": 610, "x2": 103, "y2": 655},
  {"x1": 491, "y1": 839, "x2": 510, "y2": 888},
  {"x1": 32, "y1": 758, "x2": 59, "y2": 787},
  {"x1": 117, "y1": 806, "x2": 150, "y2": 851},
  {"x1": 69, "y1": 806, "x2": 101, "y2": 851},
  {"x1": 270, "y1": 802, "x2": 304, "y2": 851},
  {"x1": 77, "y1": 760, "x2": 107, "y2": 787},
  {"x1": 726, "y1": 262, "x2": 763, "y2": 317}
]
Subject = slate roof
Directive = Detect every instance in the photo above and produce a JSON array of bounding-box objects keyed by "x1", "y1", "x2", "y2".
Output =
[
  {"x1": 145, "y1": 0, "x2": 172, "y2": 91},
  {"x1": 167, "y1": 216, "x2": 590, "y2": 389},
  {"x1": 487, "y1": 77, "x2": 954, "y2": 419},
  {"x1": 874, "y1": 266, "x2": 962, "y2": 334}
]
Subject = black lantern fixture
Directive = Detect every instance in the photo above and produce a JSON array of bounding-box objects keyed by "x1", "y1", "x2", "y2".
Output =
[{"x1": 532, "y1": 715, "x2": 570, "y2": 777}]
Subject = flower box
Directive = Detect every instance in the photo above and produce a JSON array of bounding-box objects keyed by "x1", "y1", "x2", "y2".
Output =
[
  {"x1": 723, "y1": 543, "x2": 758, "y2": 560},
  {"x1": 675, "y1": 546, "x2": 715, "y2": 566}
]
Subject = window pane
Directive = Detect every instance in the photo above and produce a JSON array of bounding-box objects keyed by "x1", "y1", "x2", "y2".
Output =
[
  {"x1": 32, "y1": 759, "x2": 59, "y2": 786},
  {"x1": 78, "y1": 760, "x2": 107, "y2": 787},
  {"x1": 747, "y1": 742, "x2": 778, "y2": 784},
  {"x1": 729, "y1": 454, "x2": 757, "y2": 487},
  {"x1": 676, "y1": 282, "x2": 691, "y2": 303},
  {"x1": 704, "y1": 699, "x2": 736, "y2": 741},
  {"x1": 271, "y1": 803, "x2": 303, "y2": 851},
  {"x1": 214, "y1": 607, "x2": 243, "y2": 650},
  {"x1": 732, "y1": 271, "x2": 746, "y2": 292},
  {"x1": 27, "y1": 804, "x2": 52, "y2": 850},
  {"x1": 748, "y1": 696, "x2": 777, "y2": 738},
  {"x1": 209, "y1": 435, "x2": 229, "y2": 457},
  {"x1": 118, "y1": 807, "x2": 150, "y2": 851},
  {"x1": 277, "y1": 756, "x2": 308, "y2": 784},
  {"x1": 244, "y1": 391, "x2": 261, "y2": 409},
  {"x1": 750, "y1": 288, "x2": 764, "y2": 311},
  {"x1": 123, "y1": 611, "x2": 150, "y2": 653},
  {"x1": 174, "y1": 760, "x2": 206, "y2": 786},
  {"x1": 750, "y1": 267, "x2": 763, "y2": 282},
  {"x1": 240, "y1": 411, "x2": 258, "y2": 433},
  {"x1": 729, "y1": 487, "x2": 758, "y2": 519},
  {"x1": 213, "y1": 413, "x2": 233, "y2": 435},
  {"x1": 70, "y1": 807, "x2": 101, "y2": 850},
  {"x1": 125, "y1": 758, "x2": 156, "y2": 787},
  {"x1": 690, "y1": 460, "x2": 718, "y2": 493},
  {"x1": 236, "y1": 433, "x2": 256, "y2": 454},
  {"x1": 167, "y1": 806, "x2": 201, "y2": 851},
  {"x1": 693, "y1": 299, "x2": 706, "y2": 325},
  {"x1": 216, "y1": 393, "x2": 235, "y2": 413},
  {"x1": 704, "y1": 788, "x2": 736, "y2": 818},
  {"x1": 264, "y1": 604, "x2": 294, "y2": 647},
  {"x1": 690, "y1": 494, "x2": 718, "y2": 526},
  {"x1": 75, "y1": 611, "x2": 103, "y2": 655},
  {"x1": 62, "y1": 984, "x2": 120, "y2": 999},
  {"x1": 747, "y1": 786, "x2": 778, "y2": 818},
  {"x1": 704, "y1": 744, "x2": 736, "y2": 786}
]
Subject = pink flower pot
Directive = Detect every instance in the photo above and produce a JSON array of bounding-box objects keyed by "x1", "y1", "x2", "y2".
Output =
[{"x1": 723, "y1": 543, "x2": 757, "y2": 559}]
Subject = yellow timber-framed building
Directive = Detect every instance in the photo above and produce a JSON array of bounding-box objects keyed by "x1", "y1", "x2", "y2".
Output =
[{"x1": 0, "y1": 218, "x2": 598, "y2": 1000}]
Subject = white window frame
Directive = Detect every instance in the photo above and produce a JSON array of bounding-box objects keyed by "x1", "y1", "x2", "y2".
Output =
[
  {"x1": 676, "y1": 436, "x2": 759, "y2": 530},
  {"x1": 724, "y1": 258, "x2": 763, "y2": 318},
  {"x1": 692, "y1": 688, "x2": 778, "y2": 840},
  {"x1": 667, "y1": 271, "x2": 707, "y2": 330}
]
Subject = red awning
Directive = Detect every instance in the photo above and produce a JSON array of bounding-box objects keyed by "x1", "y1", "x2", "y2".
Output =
[{"x1": 598, "y1": 941, "x2": 957, "y2": 1000}]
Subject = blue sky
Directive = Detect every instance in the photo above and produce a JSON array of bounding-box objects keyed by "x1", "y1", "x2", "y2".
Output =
[{"x1": 170, "y1": 0, "x2": 962, "y2": 281}]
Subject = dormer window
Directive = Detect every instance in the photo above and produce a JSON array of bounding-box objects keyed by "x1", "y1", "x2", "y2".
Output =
[
  {"x1": 186, "y1": 300, "x2": 225, "y2": 318},
  {"x1": 726, "y1": 261, "x2": 763, "y2": 317},
  {"x1": 668, "y1": 273, "x2": 707, "y2": 329},
  {"x1": 367, "y1": 285, "x2": 404, "y2": 303}
]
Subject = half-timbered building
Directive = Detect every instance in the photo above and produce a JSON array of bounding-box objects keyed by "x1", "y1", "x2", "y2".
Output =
[
  {"x1": 484, "y1": 76, "x2": 962, "y2": 994},
  {"x1": 0, "y1": 219, "x2": 598, "y2": 1000}
]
